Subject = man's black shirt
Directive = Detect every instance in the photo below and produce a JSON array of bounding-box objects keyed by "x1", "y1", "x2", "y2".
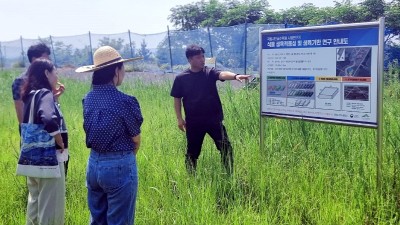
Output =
[{"x1": 170, "y1": 67, "x2": 224, "y2": 123}]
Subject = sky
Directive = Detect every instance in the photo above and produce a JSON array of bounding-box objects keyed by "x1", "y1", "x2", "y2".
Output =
[{"x1": 0, "y1": 0, "x2": 364, "y2": 42}]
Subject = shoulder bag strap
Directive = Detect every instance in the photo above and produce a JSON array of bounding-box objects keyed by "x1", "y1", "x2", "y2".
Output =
[{"x1": 28, "y1": 90, "x2": 40, "y2": 124}]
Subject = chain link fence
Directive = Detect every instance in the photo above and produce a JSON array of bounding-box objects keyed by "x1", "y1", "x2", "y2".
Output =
[{"x1": 0, "y1": 23, "x2": 397, "y2": 74}]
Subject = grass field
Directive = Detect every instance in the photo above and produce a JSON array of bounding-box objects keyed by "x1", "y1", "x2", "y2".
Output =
[{"x1": 1, "y1": 68, "x2": 400, "y2": 225}]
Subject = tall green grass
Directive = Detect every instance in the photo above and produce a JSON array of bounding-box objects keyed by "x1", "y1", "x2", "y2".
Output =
[{"x1": 1, "y1": 68, "x2": 400, "y2": 224}]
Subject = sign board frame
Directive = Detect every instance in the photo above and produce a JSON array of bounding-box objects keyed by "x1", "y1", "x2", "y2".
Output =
[{"x1": 260, "y1": 20, "x2": 384, "y2": 128}]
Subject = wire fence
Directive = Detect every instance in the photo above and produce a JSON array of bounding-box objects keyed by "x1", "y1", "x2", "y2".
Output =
[{"x1": 0, "y1": 23, "x2": 397, "y2": 75}]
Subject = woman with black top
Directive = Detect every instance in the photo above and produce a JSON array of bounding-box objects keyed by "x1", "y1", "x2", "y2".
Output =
[{"x1": 21, "y1": 58, "x2": 68, "y2": 225}]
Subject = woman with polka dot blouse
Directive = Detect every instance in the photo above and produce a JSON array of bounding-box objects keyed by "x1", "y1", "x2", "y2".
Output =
[{"x1": 76, "y1": 46, "x2": 143, "y2": 225}]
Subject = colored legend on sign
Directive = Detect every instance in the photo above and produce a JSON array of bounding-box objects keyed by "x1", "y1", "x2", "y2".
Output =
[
  {"x1": 316, "y1": 77, "x2": 341, "y2": 81},
  {"x1": 267, "y1": 76, "x2": 286, "y2": 80},
  {"x1": 287, "y1": 76, "x2": 314, "y2": 81},
  {"x1": 342, "y1": 77, "x2": 371, "y2": 82}
]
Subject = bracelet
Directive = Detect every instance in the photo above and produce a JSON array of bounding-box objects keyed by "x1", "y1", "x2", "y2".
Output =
[{"x1": 234, "y1": 74, "x2": 239, "y2": 79}]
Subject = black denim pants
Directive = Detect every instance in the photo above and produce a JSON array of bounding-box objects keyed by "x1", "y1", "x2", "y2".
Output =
[{"x1": 185, "y1": 120, "x2": 233, "y2": 174}]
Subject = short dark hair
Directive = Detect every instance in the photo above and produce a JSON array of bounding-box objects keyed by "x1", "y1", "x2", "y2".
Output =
[
  {"x1": 185, "y1": 44, "x2": 205, "y2": 59},
  {"x1": 92, "y1": 62, "x2": 123, "y2": 85},
  {"x1": 27, "y1": 43, "x2": 51, "y2": 63},
  {"x1": 22, "y1": 58, "x2": 54, "y2": 101}
]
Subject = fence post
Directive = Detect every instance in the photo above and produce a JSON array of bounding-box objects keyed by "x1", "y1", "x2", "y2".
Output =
[
  {"x1": 128, "y1": 30, "x2": 134, "y2": 58},
  {"x1": 207, "y1": 27, "x2": 213, "y2": 57},
  {"x1": 128, "y1": 30, "x2": 136, "y2": 70},
  {"x1": 49, "y1": 35, "x2": 57, "y2": 67},
  {"x1": 89, "y1": 31, "x2": 94, "y2": 64},
  {"x1": 167, "y1": 26, "x2": 173, "y2": 73},
  {"x1": 244, "y1": 22, "x2": 248, "y2": 75},
  {"x1": 20, "y1": 36, "x2": 25, "y2": 67}
]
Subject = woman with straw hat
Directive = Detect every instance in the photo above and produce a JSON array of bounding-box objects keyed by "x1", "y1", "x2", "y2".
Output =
[{"x1": 76, "y1": 46, "x2": 143, "y2": 225}]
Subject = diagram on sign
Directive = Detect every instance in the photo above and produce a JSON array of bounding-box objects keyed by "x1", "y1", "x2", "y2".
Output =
[
  {"x1": 286, "y1": 81, "x2": 315, "y2": 108},
  {"x1": 336, "y1": 47, "x2": 372, "y2": 77},
  {"x1": 267, "y1": 85, "x2": 285, "y2": 91},
  {"x1": 318, "y1": 86, "x2": 339, "y2": 99},
  {"x1": 266, "y1": 78, "x2": 287, "y2": 98},
  {"x1": 287, "y1": 81, "x2": 315, "y2": 98},
  {"x1": 336, "y1": 48, "x2": 345, "y2": 61},
  {"x1": 315, "y1": 82, "x2": 341, "y2": 110},
  {"x1": 266, "y1": 78, "x2": 287, "y2": 106},
  {"x1": 295, "y1": 99, "x2": 311, "y2": 106}
]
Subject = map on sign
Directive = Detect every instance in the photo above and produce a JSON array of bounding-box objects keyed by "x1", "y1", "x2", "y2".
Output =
[{"x1": 336, "y1": 47, "x2": 372, "y2": 77}]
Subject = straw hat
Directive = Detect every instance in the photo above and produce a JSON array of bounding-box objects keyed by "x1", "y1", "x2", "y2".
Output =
[{"x1": 75, "y1": 46, "x2": 142, "y2": 73}]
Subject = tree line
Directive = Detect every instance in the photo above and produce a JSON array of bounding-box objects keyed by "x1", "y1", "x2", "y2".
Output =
[{"x1": 168, "y1": 0, "x2": 400, "y2": 42}]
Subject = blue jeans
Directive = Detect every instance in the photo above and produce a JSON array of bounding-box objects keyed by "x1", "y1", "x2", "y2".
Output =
[{"x1": 86, "y1": 150, "x2": 138, "y2": 225}]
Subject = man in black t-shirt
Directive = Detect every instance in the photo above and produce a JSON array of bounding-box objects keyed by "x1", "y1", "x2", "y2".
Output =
[{"x1": 170, "y1": 44, "x2": 250, "y2": 174}]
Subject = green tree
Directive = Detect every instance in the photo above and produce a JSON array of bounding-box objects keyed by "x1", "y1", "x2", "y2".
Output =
[
  {"x1": 256, "y1": 8, "x2": 280, "y2": 24},
  {"x1": 168, "y1": 0, "x2": 270, "y2": 30},
  {"x1": 96, "y1": 37, "x2": 135, "y2": 59},
  {"x1": 217, "y1": 0, "x2": 269, "y2": 26},
  {"x1": 121, "y1": 43, "x2": 136, "y2": 59},
  {"x1": 331, "y1": 0, "x2": 363, "y2": 23},
  {"x1": 168, "y1": 2, "x2": 207, "y2": 31},
  {"x1": 359, "y1": 0, "x2": 386, "y2": 21},
  {"x1": 386, "y1": 0, "x2": 400, "y2": 41},
  {"x1": 53, "y1": 41, "x2": 74, "y2": 67},
  {"x1": 277, "y1": 3, "x2": 324, "y2": 26},
  {"x1": 138, "y1": 39, "x2": 152, "y2": 61},
  {"x1": 73, "y1": 45, "x2": 92, "y2": 66},
  {"x1": 200, "y1": 0, "x2": 226, "y2": 27},
  {"x1": 97, "y1": 37, "x2": 124, "y2": 51}
]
